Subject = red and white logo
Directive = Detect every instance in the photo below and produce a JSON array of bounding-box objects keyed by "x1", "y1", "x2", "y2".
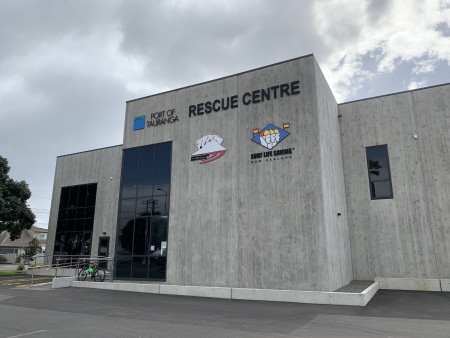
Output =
[{"x1": 191, "y1": 134, "x2": 227, "y2": 164}]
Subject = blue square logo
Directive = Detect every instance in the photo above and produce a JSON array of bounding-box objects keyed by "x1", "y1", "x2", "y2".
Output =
[{"x1": 133, "y1": 115, "x2": 145, "y2": 130}]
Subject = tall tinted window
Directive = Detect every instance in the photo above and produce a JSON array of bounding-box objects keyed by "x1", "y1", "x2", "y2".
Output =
[
  {"x1": 115, "y1": 142, "x2": 171, "y2": 280},
  {"x1": 366, "y1": 145, "x2": 393, "y2": 199},
  {"x1": 53, "y1": 183, "x2": 97, "y2": 260}
]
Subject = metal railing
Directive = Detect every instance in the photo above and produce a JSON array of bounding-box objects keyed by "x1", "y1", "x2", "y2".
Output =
[
  {"x1": 74, "y1": 256, "x2": 114, "y2": 282},
  {"x1": 25, "y1": 254, "x2": 114, "y2": 287}
]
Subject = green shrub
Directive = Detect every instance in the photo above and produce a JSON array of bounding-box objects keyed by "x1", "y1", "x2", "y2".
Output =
[
  {"x1": 0, "y1": 256, "x2": 7, "y2": 263},
  {"x1": 17, "y1": 264, "x2": 24, "y2": 271},
  {"x1": 15, "y1": 256, "x2": 21, "y2": 264}
]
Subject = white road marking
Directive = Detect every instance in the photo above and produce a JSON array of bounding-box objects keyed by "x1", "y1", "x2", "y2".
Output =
[{"x1": 5, "y1": 330, "x2": 47, "y2": 338}]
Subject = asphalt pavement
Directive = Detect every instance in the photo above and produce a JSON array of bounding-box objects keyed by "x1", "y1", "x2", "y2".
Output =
[
  {"x1": 0, "y1": 282, "x2": 449, "y2": 337},
  {"x1": 0, "y1": 274, "x2": 54, "y2": 288}
]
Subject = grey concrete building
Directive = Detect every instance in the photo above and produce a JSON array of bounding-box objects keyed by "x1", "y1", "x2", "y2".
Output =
[{"x1": 46, "y1": 54, "x2": 450, "y2": 294}]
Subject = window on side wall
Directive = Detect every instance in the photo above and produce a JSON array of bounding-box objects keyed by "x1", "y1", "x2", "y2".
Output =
[{"x1": 366, "y1": 144, "x2": 393, "y2": 200}]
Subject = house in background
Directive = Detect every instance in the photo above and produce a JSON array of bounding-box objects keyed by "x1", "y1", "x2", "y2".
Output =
[{"x1": 0, "y1": 226, "x2": 47, "y2": 264}]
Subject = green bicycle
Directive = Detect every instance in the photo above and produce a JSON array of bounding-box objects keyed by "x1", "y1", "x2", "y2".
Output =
[{"x1": 78, "y1": 261, "x2": 106, "y2": 282}]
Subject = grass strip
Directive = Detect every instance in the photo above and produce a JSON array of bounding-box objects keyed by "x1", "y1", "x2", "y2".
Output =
[{"x1": 0, "y1": 270, "x2": 23, "y2": 276}]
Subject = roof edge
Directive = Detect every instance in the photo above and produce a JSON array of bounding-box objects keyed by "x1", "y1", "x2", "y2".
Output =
[
  {"x1": 339, "y1": 82, "x2": 450, "y2": 105},
  {"x1": 57, "y1": 144, "x2": 123, "y2": 159}
]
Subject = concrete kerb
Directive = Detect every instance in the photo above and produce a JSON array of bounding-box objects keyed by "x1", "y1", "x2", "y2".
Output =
[
  {"x1": 70, "y1": 281, "x2": 380, "y2": 306},
  {"x1": 441, "y1": 279, "x2": 450, "y2": 292},
  {"x1": 52, "y1": 276, "x2": 77, "y2": 288},
  {"x1": 375, "y1": 277, "x2": 444, "y2": 291}
]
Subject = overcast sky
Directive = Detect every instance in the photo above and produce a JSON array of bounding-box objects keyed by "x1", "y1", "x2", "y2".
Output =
[{"x1": 0, "y1": 0, "x2": 449, "y2": 228}]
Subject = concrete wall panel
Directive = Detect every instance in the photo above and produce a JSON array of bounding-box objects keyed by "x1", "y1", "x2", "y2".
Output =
[
  {"x1": 167, "y1": 77, "x2": 240, "y2": 287},
  {"x1": 411, "y1": 85, "x2": 450, "y2": 279},
  {"x1": 340, "y1": 92, "x2": 439, "y2": 280},
  {"x1": 236, "y1": 56, "x2": 329, "y2": 290},
  {"x1": 314, "y1": 59, "x2": 352, "y2": 290},
  {"x1": 46, "y1": 146, "x2": 122, "y2": 263}
]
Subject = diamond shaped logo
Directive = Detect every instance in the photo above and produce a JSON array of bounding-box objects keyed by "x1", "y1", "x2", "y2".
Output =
[{"x1": 251, "y1": 124, "x2": 290, "y2": 149}]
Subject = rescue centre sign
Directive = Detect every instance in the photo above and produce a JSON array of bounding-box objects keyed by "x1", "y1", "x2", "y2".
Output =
[{"x1": 188, "y1": 80, "x2": 301, "y2": 117}]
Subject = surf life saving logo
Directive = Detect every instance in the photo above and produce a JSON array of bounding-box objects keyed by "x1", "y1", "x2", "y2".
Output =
[
  {"x1": 251, "y1": 123, "x2": 290, "y2": 149},
  {"x1": 191, "y1": 135, "x2": 227, "y2": 164},
  {"x1": 133, "y1": 115, "x2": 145, "y2": 130}
]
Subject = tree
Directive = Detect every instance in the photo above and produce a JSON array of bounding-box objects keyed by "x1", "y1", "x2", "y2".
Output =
[
  {"x1": 0, "y1": 155, "x2": 36, "y2": 240},
  {"x1": 22, "y1": 237, "x2": 41, "y2": 265}
]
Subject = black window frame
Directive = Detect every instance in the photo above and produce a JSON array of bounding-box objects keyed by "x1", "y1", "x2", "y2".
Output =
[{"x1": 366, "y1": 144, "x2": 394, "y2": 200}]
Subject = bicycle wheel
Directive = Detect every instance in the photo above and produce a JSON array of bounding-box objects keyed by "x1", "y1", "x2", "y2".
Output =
[
  {"x1": 78, "y1": 268, "x2": 88, "y2": 281},
  {"x1": 93, "y1": 269, "x2": 106, "y2": 282}
]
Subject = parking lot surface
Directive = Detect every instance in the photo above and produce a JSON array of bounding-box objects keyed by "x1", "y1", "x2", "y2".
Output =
[
  {"x1": 0, "y1": 274, "x2": 53, "y2": 288},
  {"x1": 0, "y1": 283, "x2": 449, "y2": 337}
]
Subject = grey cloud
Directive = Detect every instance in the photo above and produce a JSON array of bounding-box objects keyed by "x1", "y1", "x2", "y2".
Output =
[
  {"x1": 366, "y1": 0, "x2": 392, "y2": 24},
  {"x1": 0, "y1": 1, "x2": 120, "y2": 60},
  {"x1": 117, "y1": 0, "x2": 326, "y2": 90}
]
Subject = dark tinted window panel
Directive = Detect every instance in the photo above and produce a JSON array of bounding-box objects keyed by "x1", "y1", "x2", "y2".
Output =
[
  {"x1": 122, "y1": 182, "x2": 137, "y2": 199},
  {"x1": 83, "y1": 232, "x2": 92, "y2": 255},
  {"x1": 154, "y1": 142, "x2": 172, "y2": 178},
  {"x1": 58, "y1": 209, "x2": 68, "y2": 220},
  {"x1": 148, "y1": 257, "x2": 166, "y2": 280},
  {"x1": 151, "y1": 196, "x2": 169, "y2": 217},
  {"x1": 136, "y1": 197, "x2": 156, "y2": 217},
  {"x1": 54, "y1": 232, "x2": 65, "y2": 247},
  {"x1": 86, "y1": 184, "x2": 97, "y2": 206},
  {"x1": 77, "y1": 185, "x2": 87, "y2": 207},
  {"x1": 370, "y1": 181, "x2": 393, "y2": 199},
  {"x1": 117, "y1": 219, "x2": 134, "y2": 255},
  {"x1": 133, "y1": 218, "x2": 150, "y2": 255},
  {"x1": 59, "y1": 187, "x2": 70, "y2": 209},
  {"x1": 74, "y1": 219, "x2": 84, "y2": 232},
  {"x1": 138, "y1": 145, "x2": 155, "y2": 180},
  {"x1": 64, "y1": 232, "x2": 83, "y2": 255},
  {"x1": 66, "y1": 219, "x2": 76, "y2": 232},
  {"x1": 76, "y1": 207, "x2": 86, "y2": 218},
  {"x1": 85, "y1": 207, "x2": 95, "y2": 218},
  {"x1": 366, "y1": 145, "x2": 393, "y2": 199},
  {"x1": 67, "y1": 207, "x2": 77, "y2": 219},
  {"x1": 150, "y1": 217, "x2": 168, "y2": 252},
  {"x1": 122, "y1": 148, "x2": 139, "y2": 182},
  {"x1": 153, "y1": 178, "x2": 170, "y2": 196},
  {"x1": 137, "y1": 181, "x2": 153, "y2": 198},
  {"x1": 115, "y1": 142, "x2": 171, "y2": 280},
  {"x1": 84, "y1": 218, "x2": 94, "y2": 231},
  {"x1": 132, "y1": 256, "x2": 148, "y2": 278},
  {"x1": 56, "y1": 220, "x2": 66, "y2": 232},
  {"x1": 69, "y1": 186, "x2": 79, "y2": 208},
  {"x1": 367, "y1": 147, "x2": 391, "y2": 181},
  {"x1": 54, "y1": 183, "x2": 97, "y2": 257},
  {"x1": 120, "y1": 199, "x2": 135, "y2": 218},
  {"x1": 116, "y1": 256, "x2": 132, "y2": 278}
]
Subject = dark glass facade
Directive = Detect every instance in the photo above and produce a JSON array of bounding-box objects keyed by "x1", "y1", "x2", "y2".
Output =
[
  {"x1": 53, "y1": 183, "x2": 97, "y2": 259},
  {"x1": 115, "y1": 142, "x2": 171, "y2": 280},
  {"x1": 366, "y1": 145, "x2": 393, "y2": 199}
]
